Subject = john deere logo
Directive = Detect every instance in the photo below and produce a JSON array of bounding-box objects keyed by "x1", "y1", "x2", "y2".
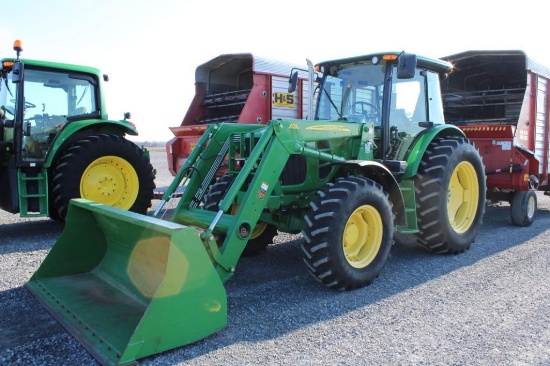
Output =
[{"x1": 306, "y1": 125, "x2": 351, "y2": 132}]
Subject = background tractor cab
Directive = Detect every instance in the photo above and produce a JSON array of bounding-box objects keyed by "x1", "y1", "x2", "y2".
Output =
[
  {"x1": 0, "y1": 40, "x2": 155, "y2": 219},
  {"x1": 2, "y1": 41, "x2": 101, "y2": 165}
]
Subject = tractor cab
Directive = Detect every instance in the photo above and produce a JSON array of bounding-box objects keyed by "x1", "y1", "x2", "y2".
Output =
[
  {"x1": 1, "y1": 43, "x2": 101, "y2": 166},
  {"x1": 313, "y1": 52, "x2": 449, "y2": 164}
]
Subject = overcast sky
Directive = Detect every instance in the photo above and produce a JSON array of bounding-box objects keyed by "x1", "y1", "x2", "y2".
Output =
[{"x1": 1, "y1": 0, "x2": 546, "y2": 142}]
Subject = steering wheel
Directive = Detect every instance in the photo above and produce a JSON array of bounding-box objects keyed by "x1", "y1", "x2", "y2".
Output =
[
  {"x1": 2, "y1": 105, "x2": 15, "y2": 116},
  {"x1": 9, "y1": 98, "x2": 36, "y2": 110},
  {"x1": 351, "y1": 101, "x2": 380, "y2": 119}
]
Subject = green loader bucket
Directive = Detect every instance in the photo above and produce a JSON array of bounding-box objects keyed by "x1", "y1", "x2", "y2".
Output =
[{"x1": 26, "y1": 199, "x2": 227, "y2": 366}]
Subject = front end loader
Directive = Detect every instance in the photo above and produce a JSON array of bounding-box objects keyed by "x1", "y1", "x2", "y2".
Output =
[{"x1": 26, "y1": 52, "x2": 486, "y2": 365}]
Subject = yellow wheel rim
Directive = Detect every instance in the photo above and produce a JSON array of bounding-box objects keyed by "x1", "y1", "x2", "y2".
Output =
[
  {"x1": 250, "y1": 221, "x2": 267, "y2": 239},
  {"x1": 80, "y1": 156, "x2": 139, "y2": 210},
  {"x1": 447, "y1": 161, "x2": 479, "y2": 233},
  {"x1": 342, "y1": 205, "x2": 382, "y2": 268},
  {"x1": 231, "y1": 204, "x2": 267, "y2": 239}
]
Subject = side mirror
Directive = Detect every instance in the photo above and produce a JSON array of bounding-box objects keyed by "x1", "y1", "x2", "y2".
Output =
[
  {"x1": 397, "y1": 53, "x2": 417, "y2": 79},
  {"x1": 288, "y1": 71, "x2": 298, "y2": 93},
  {"x1": 11, "y1": 61, "x2": 23, "y2": 84}
]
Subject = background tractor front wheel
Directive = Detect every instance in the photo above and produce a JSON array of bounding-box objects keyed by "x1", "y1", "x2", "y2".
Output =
[
  {"x1": 301, "y1": 176, "x2": 394, "y2": 290},
  {"x1": 52, "y1": 134, "x2": 155, "y2": 220},
  {"x1": 415, "y1": 136, "x2": 486, "y2": 254}
]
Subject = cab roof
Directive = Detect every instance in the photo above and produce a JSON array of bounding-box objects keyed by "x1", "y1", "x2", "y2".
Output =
[{"x1": 316, "y1": 52, "x2": 452, "y2": 75}]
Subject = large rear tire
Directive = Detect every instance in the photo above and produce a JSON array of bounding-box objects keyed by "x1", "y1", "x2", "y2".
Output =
[
  {"x1": 415, "y1": 136, "x2": 486, "y2": 254},
  {"x1": 203, "y1": 174, "x2": 277, "y2": 256},
  {"x1": 510, "y1": 190, "x2": 537, "y2": 227},
  {"x1": 301, "y1": 176, "x2": 394, "y2": 290},
  {"x1": 52, "y1": 134, "x2": 155, "y2": 220}
]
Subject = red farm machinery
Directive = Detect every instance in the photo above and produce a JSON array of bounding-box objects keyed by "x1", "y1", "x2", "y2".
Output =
[
  {"x1": 441, "y1": 50, "x2": 550, "y2": 226},
  {"x1": 164, "y1": 53, "x2": 314, "y2": 181}
]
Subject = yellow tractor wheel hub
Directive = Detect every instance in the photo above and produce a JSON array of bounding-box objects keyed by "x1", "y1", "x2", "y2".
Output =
[
  {"x1": 80, "y1": 156, "x2": 139, "y2": 210},
  {"x1": 343, "y1": 204, "x2": 382, "y2": 268},
  {"x1": 447, "y1": 161, "x2": 479, "y2": 233}
]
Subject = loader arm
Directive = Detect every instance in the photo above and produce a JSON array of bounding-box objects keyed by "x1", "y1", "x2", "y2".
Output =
[{"x1": 170, "y1": 120, "x2": 364, "y2": 282}]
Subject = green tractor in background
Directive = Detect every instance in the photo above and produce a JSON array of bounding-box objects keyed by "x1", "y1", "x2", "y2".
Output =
[
  {"x1": 27, "y1": 51, "x2": 486, "y2": 365},
  {"x1": 0, "y1": 40, "x2": 155, "y2": 220}
]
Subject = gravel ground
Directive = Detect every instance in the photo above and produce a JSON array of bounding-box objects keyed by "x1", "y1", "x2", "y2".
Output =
[{"x1": 1, "y1": 150, "x2": 550, "y2": 366}]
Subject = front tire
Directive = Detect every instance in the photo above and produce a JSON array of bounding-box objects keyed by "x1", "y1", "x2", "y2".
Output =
[
  {"x1": 301, "y1": 176, "x2": 394, "y2": 290},
  {"x1": 510, "y1": 190, "x2": 537, "y2": 227},
  {"x1": 52, "y1": 134, "x2": 155, "y2": 220},
  {"x1": 415, "y1": 136, "x2": 486, "y2": 254}
]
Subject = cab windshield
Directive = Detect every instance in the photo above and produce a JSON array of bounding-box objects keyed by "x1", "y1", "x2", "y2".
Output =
[
  {"x1": 316, "y1": 59, "x2": 438, "y2": 161},
  {"x1": 0, "y1": 66, "x2": 99, "y2": 161},
  {"x1": 317, "y1": 63, "x2": 386, "y2": 124}
]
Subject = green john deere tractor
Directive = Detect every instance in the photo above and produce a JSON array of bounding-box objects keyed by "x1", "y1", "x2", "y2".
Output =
[
  {"x1": 26, "y1": 51, "x2": 486, "y2": 365},
  {"x1": 0, "y1": 40, "x2": 155, "y2": 221}
]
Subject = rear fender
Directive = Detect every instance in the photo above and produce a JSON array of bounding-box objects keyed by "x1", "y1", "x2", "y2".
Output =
[
  {"x1": 402, "y1": 124, "x2": 465, "y2": 179},
  {"x1": 44, "y1": 119, "x2": 138, "y2": 167},
  {"x1": 342, "y1": 160, "x2": 406, "y2": 226}
]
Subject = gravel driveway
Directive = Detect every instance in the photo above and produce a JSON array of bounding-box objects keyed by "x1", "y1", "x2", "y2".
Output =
[{"x1": 1, "y1": 150, "x2": 549, "y2": 365}]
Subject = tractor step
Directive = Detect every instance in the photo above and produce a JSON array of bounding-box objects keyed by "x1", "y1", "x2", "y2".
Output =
[
  {"x1": 17, "y1": 170, "x2": 48, "y2": 217},
  {"x1": 396, "y1": 179, "x2": 418, "y2": 233},
  {"x1": 380, "y1": 160, "x2": 408, "y2": 175}
]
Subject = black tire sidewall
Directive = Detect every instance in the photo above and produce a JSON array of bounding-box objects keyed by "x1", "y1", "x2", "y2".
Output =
[
  {"x1": 511, "y1": 190, "x2": 537, "y2": 227},
  {"x1": 329, "y1": 184, "x2": 393, "y2": 285},
  {"x1": 416, "y1": 137, "x2": 486, "y2": 253},
  {"x1": 302, "y1": 177, "x2": 394, "y2": 290},
  {"x1": 52, "y1": 134, "x2": 155, "y2": 219}
]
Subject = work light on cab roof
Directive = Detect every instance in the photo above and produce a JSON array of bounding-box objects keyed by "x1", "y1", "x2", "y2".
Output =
[{"x1": 13, "y1": 39, "x2": 22, "y2": 59}]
